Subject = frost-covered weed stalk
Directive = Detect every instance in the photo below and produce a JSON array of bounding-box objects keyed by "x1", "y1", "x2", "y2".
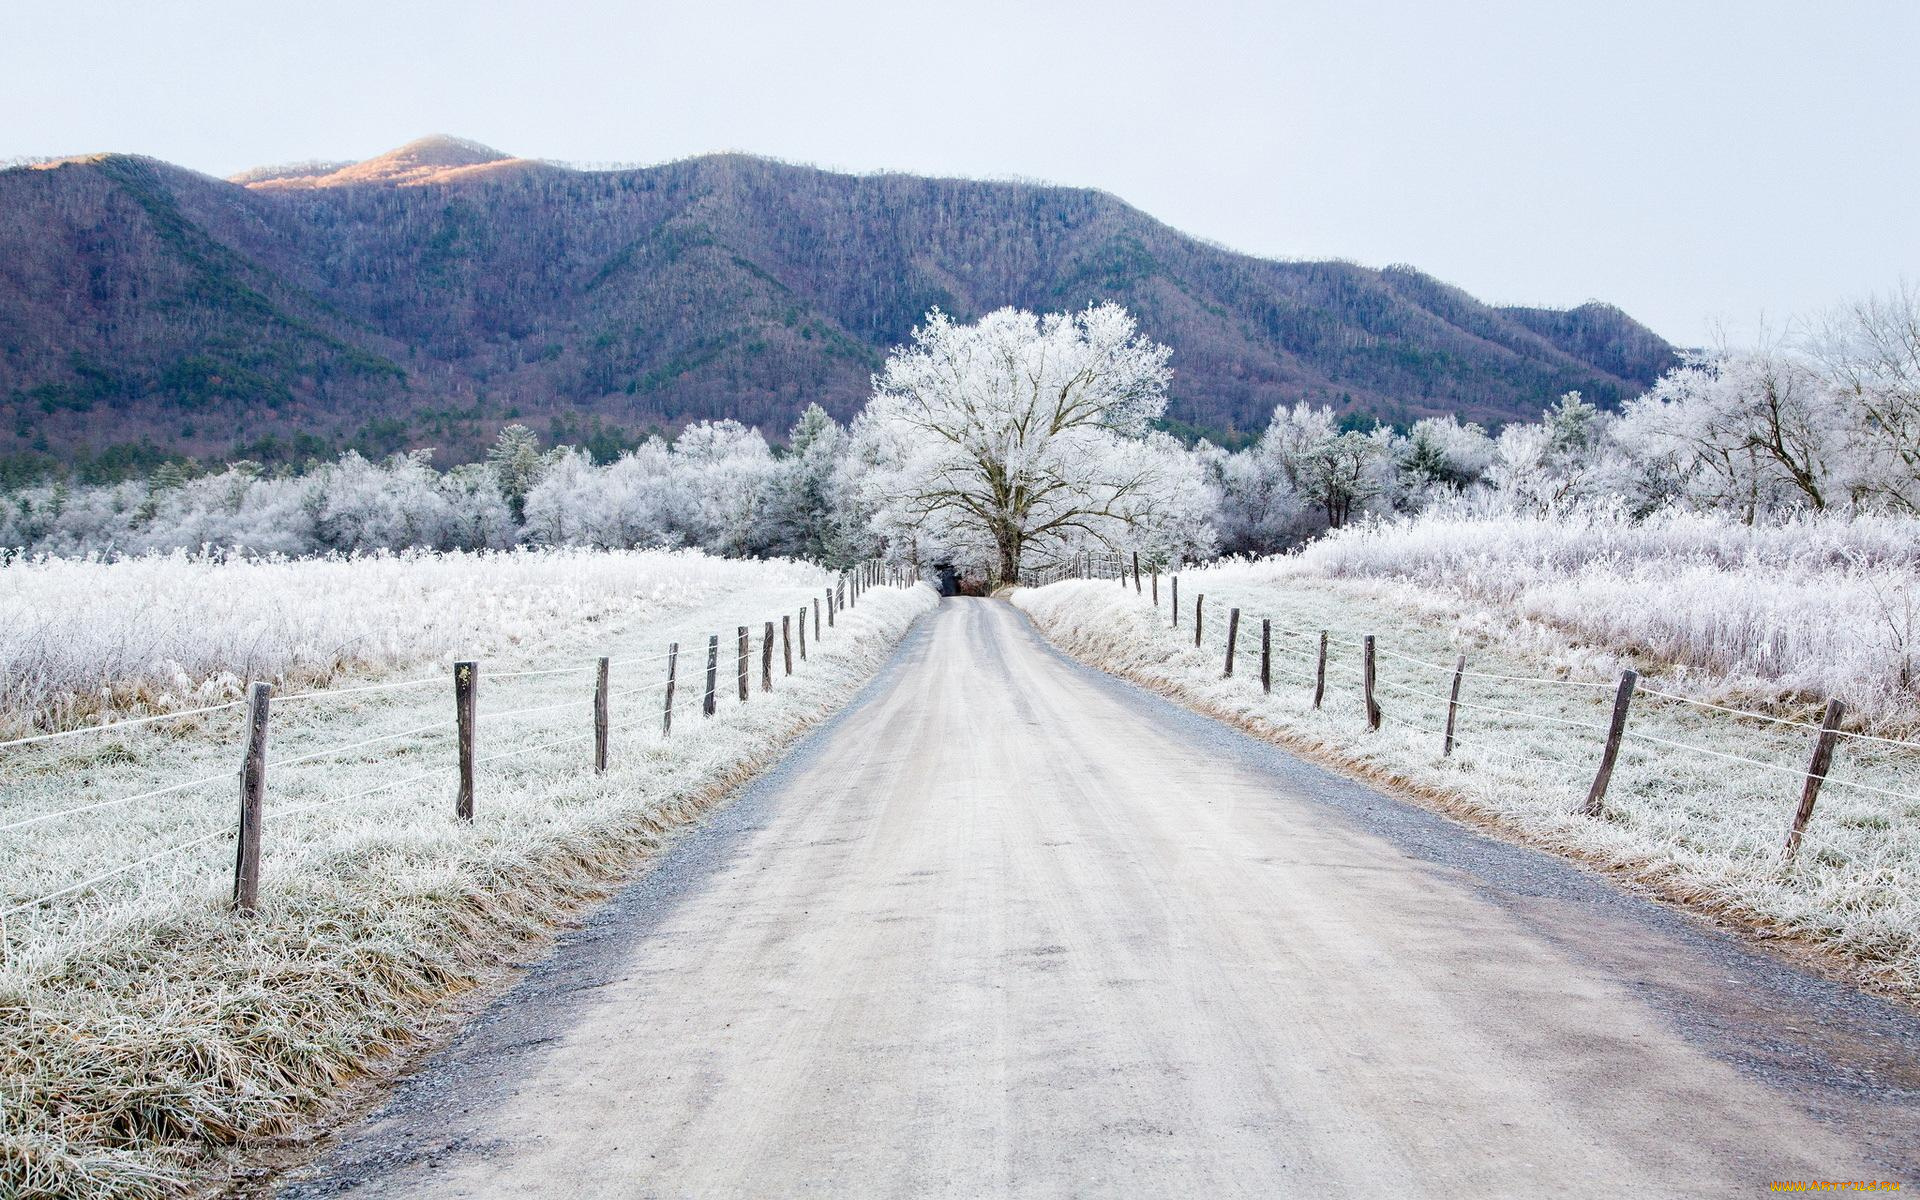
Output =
[
  {"x1": 1014, "y1": 578, "x2": 1920, "y2": 999},
  {"x1": 1275, "y1": 508, "x2": 1920, "y2": 731},
  {"x1": 0, "y1": 546, "x2": 826, "y2": 736},
  {"x1": 0, "y1": 554, "x2": 935, "y2": 1199}
]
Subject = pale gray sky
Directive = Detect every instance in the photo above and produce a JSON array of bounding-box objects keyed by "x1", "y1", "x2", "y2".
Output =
[{"x1": 5, "y1": 0, "x2": 1915, "y2": 345}]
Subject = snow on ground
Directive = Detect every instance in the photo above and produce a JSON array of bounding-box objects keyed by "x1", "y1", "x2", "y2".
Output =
[
  {"x1": 1014, "y1": 570, "x2": 1920, "y2": 1000},
  {"x1": 0, "y1": 549, "x2": 934, "y2": 1199}
]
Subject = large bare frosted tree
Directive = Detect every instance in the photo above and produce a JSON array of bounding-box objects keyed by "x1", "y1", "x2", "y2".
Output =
[{"x1": 855, "y1": 304, "x2": 1182, "y2": 581}]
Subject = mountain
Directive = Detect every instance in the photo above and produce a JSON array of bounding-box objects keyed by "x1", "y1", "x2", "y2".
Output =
[{"x1": 0, "y1": 136, "x2": 1677, "y2": 479}]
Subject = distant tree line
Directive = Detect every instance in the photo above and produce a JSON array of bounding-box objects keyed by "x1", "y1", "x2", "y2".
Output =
[{"x1": 3, "y1": 290, "x2": 1912, "y2": 575}]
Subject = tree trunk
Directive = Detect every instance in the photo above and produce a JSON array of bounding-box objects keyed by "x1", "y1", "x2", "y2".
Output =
[{"x1": 997, "y1": 535, "x2": 1020, "y2": 586}]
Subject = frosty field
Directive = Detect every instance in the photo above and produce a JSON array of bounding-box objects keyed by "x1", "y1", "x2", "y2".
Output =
[
  {"x1": 0, "y1": 548, "x2": 935, "y2": 1199},
  {"x1": 1015, "y1": 558, "x2": 1920, "y2": 999}
]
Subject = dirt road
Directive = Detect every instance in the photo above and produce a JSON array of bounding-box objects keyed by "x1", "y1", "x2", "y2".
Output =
[{"x1": 283, "y1": 598, "x2": 1918, "y2": 1197}]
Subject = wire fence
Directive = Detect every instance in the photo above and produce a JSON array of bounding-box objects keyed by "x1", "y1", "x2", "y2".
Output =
[
  {"x1": 1043, "y1": 558, "x2": 1920, "y2": 864},
  {"x1": 0, "y1": 559, "x2": 915, "y2": 927}
]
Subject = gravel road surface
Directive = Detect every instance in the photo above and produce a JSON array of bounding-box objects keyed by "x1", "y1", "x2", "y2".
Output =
[{"x1": 281, "y1": 597, "x2": 1919, "y2": 1198}]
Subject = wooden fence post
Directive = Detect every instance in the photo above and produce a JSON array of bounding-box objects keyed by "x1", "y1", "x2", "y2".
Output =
[
  {"x1": 1194, "y1": 594, "x2": 1204, "y2": 648},
  {"x1": 736, "y1": 628, "x2": 749, "y2": 702},
  {"x1": 1261, "y1": 619, "x2": 1271, "y2": 695},
  {"x1": 782, "y1": 615, "x2": 794, "y2": 675},
  {"x1": 594, "y1": 656, "x2": 610, "y2": 773},
  {"x1": 662, "y1": 643, "x2": 678, "y2": 736},
  {"x1": 762, "y1": 622, "x2": 775, "y2": 691},
  {"x1": 798, "y1": 608, "x2": 808, "y2": 660},
  {"x1": 814, "y1": 598, "x2": 822, "y2": 641},
  {"x1": 1133, "y1": 552, "x2": 1142, "y2": 593},
  {"x1": 826, "y1": 589, "x2": 835, "y2": 628},
  {"x1": 703, "y1": 636, "x2": 719, "y2": 716},
  {"x1": 1443, "y1": 653, "x2": 1465, "y2": 756},
  {"x1": 232, "y1": 680, "x2": 270, "y2": 913},
  {"x1": 1224, "y1": 608, "x2": 1240, "y2": 676},
  {"x1": 455, "y1": 661, "x2": 477, "y2": 819},
  {"x1": 1151, "y1": 569, "x2": 1159, "y2": 608},
  {"x1": 1784, "y1": 698, "x2": 1845, "y2": 864},
  {"x1": 1313, "y1": 632, "x2": 1328, "y2": 709},
  {"x1": 1362, "y1": 636, "x2": 1380, "y2": 730},
  {"x1": 1583, "y1": 670, "x2": 1639, "y2": 816},
  {"x1": 1172, "y1": 576, "x2": 1179, "y2": 628}
]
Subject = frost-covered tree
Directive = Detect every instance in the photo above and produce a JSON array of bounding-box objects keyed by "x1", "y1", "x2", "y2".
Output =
[
  {"x1": 665, "y1": 419, "x2": 779, "y2": 557},
  {"x1": 1295, "y1": 429, "x2": 1385, "y2": 528},
  {"x1": 762, "y1": 404, "x2": 847, "y2": 561},
  {"x1": 313, "y1": 451, "x2": 456, "y2": 551},
  {"x1": 855, "y1": 304, "x2": 1181, "y2": 580},
  {"x1": 435, "y1": 462, "x2": 514, "y2": 550},
  {"x1": 1616, "y1": 350, "x2": 1839, "y2": 520},
  {"x1": 1212, "y1": 407, "x2": 1318, "y2": 553},
  {"x1": 1400, "y1": 416, "x2": 1494, "y2": 495},
  {"x1": 1483, "y1": 392, "x2": 1627, "y2": 513},
  {"x1": 1811, "y1": 283, "x2": 1920, "y2": 513},
  {"x1": 487, "y1": 423, "x2": 551, "y2": 525}
]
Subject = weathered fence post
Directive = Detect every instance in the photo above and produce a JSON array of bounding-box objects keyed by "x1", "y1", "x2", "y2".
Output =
[
  {"x1": 782, "y1": 615, "x2": 794, "y2": 675},
  {"x1": 826, "y1": 589, "x2": 835, "y2": 628},
  {"x1": 1151, "y1": 569, "x2": 1159, "y2": 608},
  {"x1": 1784, "y1": 698, "x2": 1846, "y2": 864},
  {"x1": 232, "y1": 680, "x2": 270, "y2": 913},
  {"x1": 1224, "y1": 607, "x2": 1240, "y2": 677},
  {"x1": 1172, "y1": 576, "x2": 1179, "y2": 628},
  {"x1": 594, "y1": 656, "x2": 610, "y2": 773},
  {"x1": 1313, "y1": 632, "x2": 1328, "y2": 709},
  {"x1": 814, "y1": 598, "x2": 822, "y2": 641},
  {"x1": 703, "y1": 635, "x2": 719, "y2": 717},
  {"x1": 762, "y1": 622, "x2": 774, "y2": 691},
  {"x1": 662, "y1": 643, "x2": 678, "y2": 736},
  {"x1": 1194, "y1": 594, "x2": 1204, "y2": 648},
  {"x1": 454, "y1": 661, "x2": 477, "y2": 819},
  {"x1": 798, "y1": 608, "x2": 808, "y2": 661},
  {"x1": 1583, "y1": 669, "x2": 1639, "y2": 817},
  {"x1": 736, "y1": 628, "x2": 750, "y2": 702},
  {"x1": 1133, "y1": 552, "x2": 1142, "y2": 593},
  {"x1": 1443, "y1": 653, "x2": 1465, "y2": 756},
  {"x1": 1261, "y1": 619, "x2": 1271, "y2": 695},
  {"x1": 1362, "y1": 636, "x2": 1380, "y2": 730}
]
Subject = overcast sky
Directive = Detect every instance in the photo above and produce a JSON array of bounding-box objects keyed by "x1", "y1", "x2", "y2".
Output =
[{"x1": 6, "y1": 0, "x2": 1915, "y2": 345}]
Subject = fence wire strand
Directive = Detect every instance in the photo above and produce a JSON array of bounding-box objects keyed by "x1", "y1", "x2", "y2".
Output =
[
  {"x1": 0, "y1": 700, "x2": 245, "y2": 750},
  {"x1": 2, "y1": 824, "x2": 234, "y2": 918},
  {"x1": 0, "y1": 770, "x2": 232, "y2": 834}
]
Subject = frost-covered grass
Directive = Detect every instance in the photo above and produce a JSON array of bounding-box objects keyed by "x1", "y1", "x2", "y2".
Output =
[
  {"x1": 1283, "y1": 509, "x2": 1920, "y2": 733},
  {"x1": 0, "y1": 549, "x2": 935, "y2": 1199},
  {"x1": 0, "y1": 547, "x2": 838, "y2": 737},
  {"x1": 1015, "y1": 572, "x2": 1920, "y2": 999}
]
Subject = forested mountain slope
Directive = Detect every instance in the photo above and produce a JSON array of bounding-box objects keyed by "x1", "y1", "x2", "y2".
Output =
[{"x1": 0, "y1": 136, "x2": 1675, "y2": 476}]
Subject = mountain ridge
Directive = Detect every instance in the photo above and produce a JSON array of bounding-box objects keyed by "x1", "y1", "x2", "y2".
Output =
[{"x1": 0, "y1": 138, "x2": 1677, "y2": 479}]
